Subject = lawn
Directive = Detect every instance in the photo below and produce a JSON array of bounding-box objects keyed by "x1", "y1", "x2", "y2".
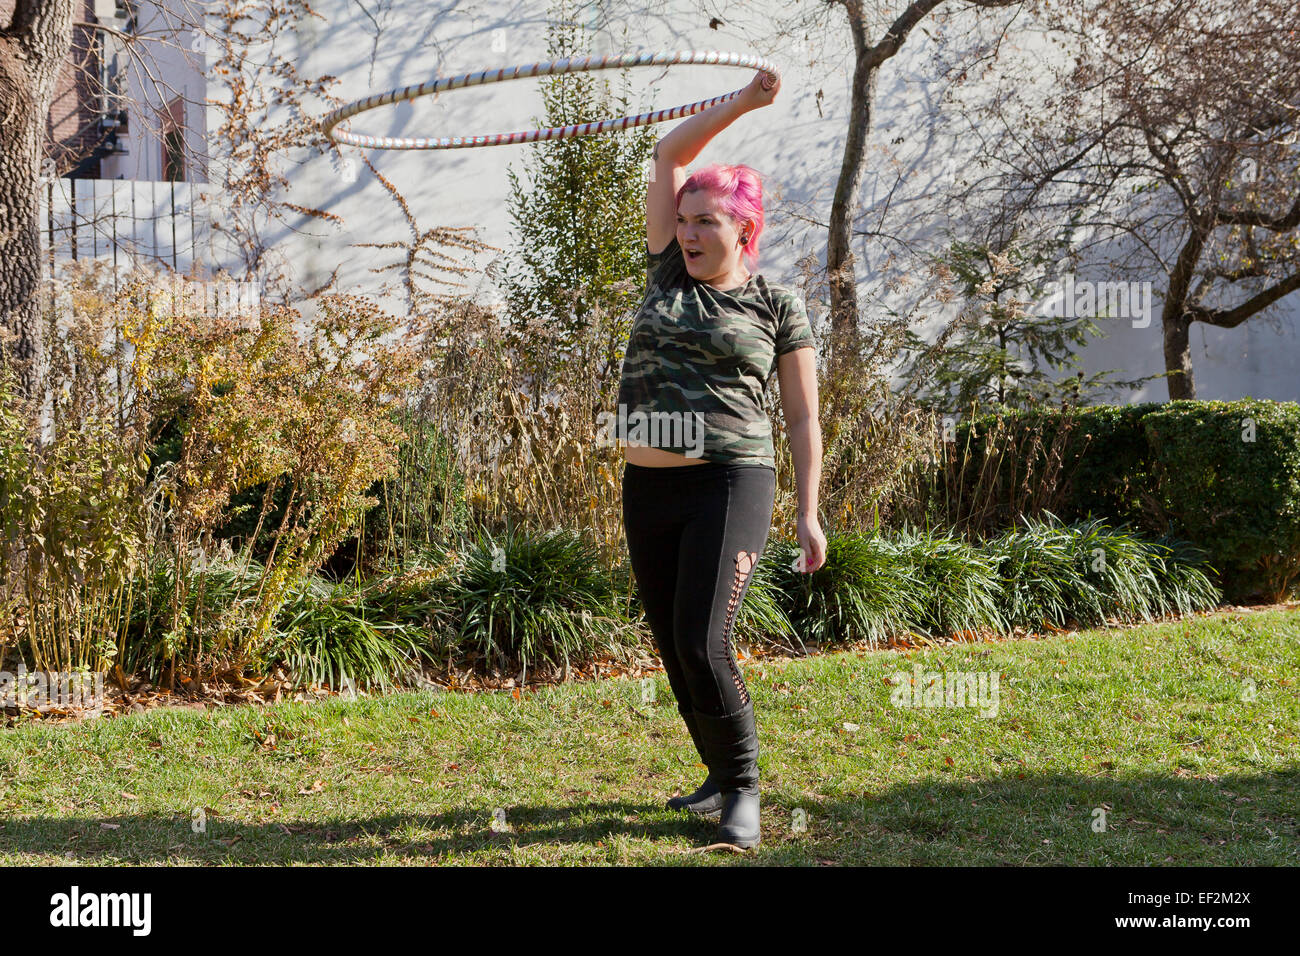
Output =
[{"x1": 1, "y1": 607, "x2": 1296, "y2": 865}]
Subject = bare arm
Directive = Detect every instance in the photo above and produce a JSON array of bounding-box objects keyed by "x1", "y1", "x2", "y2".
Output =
[
  {"x1": 777, "y1": 346, "x2": 826, "y2": 572},
  {"x1": 656, "y1": 94, "x2": 754, "y2": 168},
  {"x1": 646, "y1": 145, "x2": 688, "y2": 255},
  {"x1": 646, "y1": 71, "x2": 780, "y2": 254}
]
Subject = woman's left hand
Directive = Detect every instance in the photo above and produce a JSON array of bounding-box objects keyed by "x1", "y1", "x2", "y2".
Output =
[
  {"x1": 738, "y1": 69, "x2": 780, "y2": 111},
  {"x1": 795, "y1": 513, "x2": 827, "y2": 573}
]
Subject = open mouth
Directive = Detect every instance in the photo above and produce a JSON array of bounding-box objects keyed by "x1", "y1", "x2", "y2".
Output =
[{"x1": 685, "y1": 249, "x2": 703, "y2": 261}]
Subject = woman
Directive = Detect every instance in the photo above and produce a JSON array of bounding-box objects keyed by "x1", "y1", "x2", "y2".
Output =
[{"x1": 616, "y1": 69, "x2": 827, "y2": 850}]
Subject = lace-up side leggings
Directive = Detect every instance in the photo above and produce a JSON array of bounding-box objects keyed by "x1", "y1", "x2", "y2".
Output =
[{"x1": 621, "y1": 460, "x2": 776, "y2": 718}]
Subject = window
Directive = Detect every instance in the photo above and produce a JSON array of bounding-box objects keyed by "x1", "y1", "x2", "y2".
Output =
[{"x1": 162, "y1": 96, "x2": 185, "y2": 181}]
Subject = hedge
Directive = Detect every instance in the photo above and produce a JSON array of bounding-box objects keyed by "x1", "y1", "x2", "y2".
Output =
[{"x1": 944, "y1": 399, "x2": 1300, "y2": 602}]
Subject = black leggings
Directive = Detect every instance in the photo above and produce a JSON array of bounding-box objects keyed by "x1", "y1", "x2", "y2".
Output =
[{"x1": 621, "y1": 460, "x2": 776, "y2": 718}]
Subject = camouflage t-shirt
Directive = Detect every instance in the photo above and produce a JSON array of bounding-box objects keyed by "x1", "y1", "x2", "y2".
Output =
[{"x1": 614, "y1": 235, "x2": 816, "y2": 468}]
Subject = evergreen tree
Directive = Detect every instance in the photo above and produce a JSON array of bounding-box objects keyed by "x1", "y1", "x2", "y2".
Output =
[
  {"x1": 498, "y1": 0, "x2": 656, "y2": 408},
  {"x1": 900, "y1": 232, "x2": 1152, "y2": 414}
]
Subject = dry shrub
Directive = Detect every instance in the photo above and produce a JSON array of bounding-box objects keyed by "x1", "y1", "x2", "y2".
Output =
[
  {"x1": 408, "y1": 284, "x2": 635, "y2": 576},
  {"x1": 0, "y1": 260, "x2": 146, "y2": 676},
  {"x1": 1, "y1": 259, "x2": 425, "y2": 687}
]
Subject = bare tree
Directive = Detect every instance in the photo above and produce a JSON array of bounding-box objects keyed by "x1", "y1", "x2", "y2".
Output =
[
  {"x1": 819, "y1": 0, "x2": 1027, "y2": 383},
  {"x1": 957, "y1": 0, "x2": 1300, "y2": 399}
]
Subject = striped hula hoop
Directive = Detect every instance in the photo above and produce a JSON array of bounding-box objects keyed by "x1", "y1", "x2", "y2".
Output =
[{"x1": 321, "y1": 50, "x2": 780, "y2": 150}]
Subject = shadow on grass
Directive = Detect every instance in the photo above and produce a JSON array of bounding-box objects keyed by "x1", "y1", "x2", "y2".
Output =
[{"x1": 3, "y1": 767, "x2": 1296, "y2": 864}]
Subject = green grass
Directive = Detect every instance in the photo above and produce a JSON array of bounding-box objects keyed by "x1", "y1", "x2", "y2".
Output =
[{"x1": 1, "y1": 607, "x2": 1296, "y2": 865}]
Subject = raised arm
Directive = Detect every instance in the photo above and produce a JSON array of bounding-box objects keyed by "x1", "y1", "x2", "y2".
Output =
[
  {"x1": 646, "y1": 70, "x2": 779, "y2": 255},
  {"x1": 646, "y1": 144, "x2": 689, "y2": 256}
]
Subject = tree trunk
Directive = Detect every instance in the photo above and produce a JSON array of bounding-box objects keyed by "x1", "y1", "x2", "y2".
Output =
[
  {"x1": 825, "y1": 0, "x2": 948, "y2": 392},
  {"x1": 1162, "y1": 310, "x2": 1195, "y2": 400},
  {"x1": 0, "y1": 0, "x2": 76, "y2": 414},
  {"x1": 1161, "y1": 217, "x2": 1210, "y2": 402},
  {"x1": 826, "y1": 56, "x2": 874, "y2": 381}
]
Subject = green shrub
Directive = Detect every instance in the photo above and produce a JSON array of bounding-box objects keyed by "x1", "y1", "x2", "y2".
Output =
[
  {"x1": 440, "y1": 524, "x2": 637, "y2": 675},
  {"x1": 983, "y1": 513, "x2": 1221, "y2": 632},
  {"x1": 1144, "y1": 400, "x2": 1300, "y2": 602},
  {"x1": 120, "y1": 544, "x2": 268, "y2": 682},
  {"x1": 270, "y1": 576, "x2": 433, "y2": 692},
  {"x1": 985, "y1": 516, "x2": 1107, "y2": 630},
  {"x1": 939, "y1": 399, "x2": 1300, "y2": 601},
  {"x1": 764, "y1": 533, "x2": 927, "y2": 648},
  {"x1": 889, "y1": 526, "x2": 1008, "y2": 636}
]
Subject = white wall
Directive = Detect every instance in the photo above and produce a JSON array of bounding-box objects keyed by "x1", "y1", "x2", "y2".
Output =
[
  {"x1": 97, "y1": 0, "x2": 209, "y2": 184},
  {"x1": 96, "y1": 0, "x2": 1300, "y2": 403}
]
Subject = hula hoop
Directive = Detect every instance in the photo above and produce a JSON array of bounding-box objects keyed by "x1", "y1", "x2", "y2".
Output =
[{"x1": 322, "y1": 50, "x2": 780, "y2": 150}]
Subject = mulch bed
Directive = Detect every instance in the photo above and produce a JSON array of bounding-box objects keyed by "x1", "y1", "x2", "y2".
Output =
[{"x1": 5, "y1": 600, "x2": 1295, "y2": 728}]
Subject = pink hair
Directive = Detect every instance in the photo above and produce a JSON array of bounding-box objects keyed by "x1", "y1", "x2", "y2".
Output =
[{"x1": 675, "y1": 163, "x2": 765, "y2": 270}]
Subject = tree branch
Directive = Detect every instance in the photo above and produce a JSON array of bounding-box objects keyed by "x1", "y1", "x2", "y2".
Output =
[
  {"x1": 868, "y1": 0, "x2": 947, "y2": 67},
  {"x1": 1186, "y1": 271, "x2": 1300, "y2": 328},
  {"x1": 1216, "y1": 193, "x2": 1300, "y2": 231}
]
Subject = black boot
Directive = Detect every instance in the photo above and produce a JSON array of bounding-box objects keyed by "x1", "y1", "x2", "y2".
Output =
[
  {"x1": 694, "y1": 702, "x2": 761, "y2": 849},
  {"x1": 665, "y1": 705, "x2": 722, "y2": 817}
]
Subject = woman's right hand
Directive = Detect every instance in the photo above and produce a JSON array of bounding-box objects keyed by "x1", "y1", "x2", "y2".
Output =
[{"x1": 738, "y1": 69, "x2": 780, "y2": 110}]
